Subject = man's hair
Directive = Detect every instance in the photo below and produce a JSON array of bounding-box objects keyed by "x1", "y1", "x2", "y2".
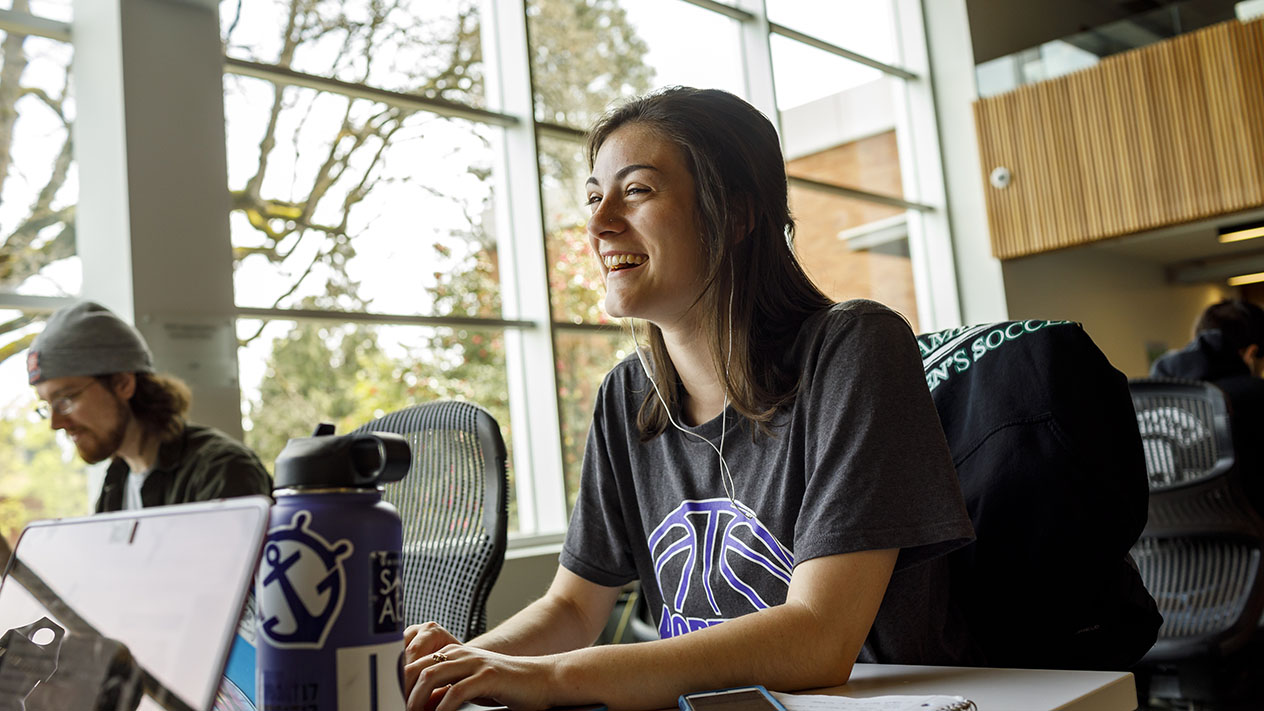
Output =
[
  {"x1": 1194, "y1": 299, "x2": 1264, "y2": 351},
  {"x1": 98, "y1": 372, "x2": 192, "y2": 443},
  {"x1": 586, "y1": 87, "x2": 833, "y2": 441}
]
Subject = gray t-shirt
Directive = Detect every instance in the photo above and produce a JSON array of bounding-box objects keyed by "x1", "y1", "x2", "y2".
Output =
[{"x1": 560, "y1": 300, "x2": 979, "y2": 664}]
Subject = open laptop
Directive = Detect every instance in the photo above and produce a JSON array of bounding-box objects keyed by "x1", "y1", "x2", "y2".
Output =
[{"x1": 0, "y1": 497, "x2": 270, "y2": 711}]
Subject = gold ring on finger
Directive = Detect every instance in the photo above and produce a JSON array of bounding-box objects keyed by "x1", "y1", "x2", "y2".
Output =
[{"x1": 431, "y1": 652, "x2": 448, "y2": 662}]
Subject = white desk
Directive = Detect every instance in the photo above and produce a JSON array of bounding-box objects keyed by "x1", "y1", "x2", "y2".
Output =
[{"x1": 814, "y1": 664, "x2": 1136, "y2": 711}]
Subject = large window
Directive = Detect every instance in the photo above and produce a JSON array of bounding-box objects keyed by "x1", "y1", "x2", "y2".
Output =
[
  {"x1": 531, "y1": 0, "x2": 941, "y2": 506},
  {"x1": 0, "y1": 27, "x2": 77, "y2": 297},
  {"x1": 0, "y1": 0, "x2": 69, "y2": 21},
  {"x1": 0, "y1": 0, "x2": 955, "y2": 544},
  {"x1": 768, "y1": 2, "x2": 929, "y2": 331},
  {"x1": 0, "y1": 7, "x2": 86, "y2": 543},
  {"x1": 527, "y1": 0, "x2": 744, "y2": 128},
  {"x1": 219, "y1": 0, "x2": 544, "y2": 531}
]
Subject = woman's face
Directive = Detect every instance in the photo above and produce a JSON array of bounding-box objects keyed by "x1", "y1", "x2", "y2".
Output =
[{"x1": 586, "y1": 123, "x2": 708, "y2": 331}]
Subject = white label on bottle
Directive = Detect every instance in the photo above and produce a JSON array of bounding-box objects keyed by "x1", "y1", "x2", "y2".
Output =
[{"x1": 337, "y1": 640, "x2": 406, "y2": 711}]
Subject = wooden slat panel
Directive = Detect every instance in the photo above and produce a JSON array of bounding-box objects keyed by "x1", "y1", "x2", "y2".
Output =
[
  {"x1": 1172, "y1": 33, "x2": 1218, "y2": 213},
  {"x1": 1123, "y1": 50, "x2": 1163, "y2": 231},
  {"x1": 1067, "y1": 59, "x2": 1108, "y2": 240},
  {"x1": 1199, "y1": 23, "x2": 1248, "y2": 209},
  {"x1": 1045, "y1": 76, "x2": 1087, "y2": 249},
  {"x1": 1144, "y1": 39, "x2": 1194, "y2": 223},
  {"x1": 1233, "y1": 21, "x2": 1264, "y2": 204},
  {"x1": 1013, "y1": 85, "x2": 1047, "y2": 248},
  {"x1": 974, "y1": 17, "x2": 1264, "y2": 259},
  {"x1": 1104, "y1": 51, "x2": 1140, "y2": 231}
]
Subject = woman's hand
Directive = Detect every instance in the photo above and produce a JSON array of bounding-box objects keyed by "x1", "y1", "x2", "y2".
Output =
[
  {"x1": 403, "y1": 622, "x2": 463, "y2": 692},
  {"x1": 404, "y1": 644, "x2": 558, "y2": 711}
]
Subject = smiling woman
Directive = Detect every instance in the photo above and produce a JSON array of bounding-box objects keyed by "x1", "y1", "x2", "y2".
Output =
[
  {"x1": 582, "y1": 90, "x2": 837, "y2": 438},
  {"x1": 399, "y1": 88, "x2": 975, "y2": 711},
  {"x1": 585, "y1": 124, "x2": 707, "y2": 329}
]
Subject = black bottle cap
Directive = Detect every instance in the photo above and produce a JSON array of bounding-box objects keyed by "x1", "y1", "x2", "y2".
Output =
[{"x1": 274, "y1": 423, "x2": 410, "y2": 490}]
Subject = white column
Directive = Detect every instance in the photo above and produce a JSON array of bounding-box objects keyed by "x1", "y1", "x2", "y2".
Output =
[
  {"x1": 72, "y1": 0, "x2": 243, "y2": 438},
  {"x1": 734, "y1": 0, "x2": 779, "y2": 132},
  {"x1": 482, "y1": 0, "x2": 567, "y2": 536},
  {"x1": 895, "y1": 0, "x2": 962, "y2": 332},
  {"x1": 921, "y1": 0, "x2": 1009, "y2": 325}
]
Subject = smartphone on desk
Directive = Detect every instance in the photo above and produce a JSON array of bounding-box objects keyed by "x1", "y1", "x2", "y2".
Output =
[{"x1": 679, "y1": 686, "x2": 787, "y2": 711}]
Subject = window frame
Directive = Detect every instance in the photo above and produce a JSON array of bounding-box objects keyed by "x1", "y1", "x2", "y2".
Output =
[{"x1": 1, "y1": 0, "x2": 962, "y2": 545}]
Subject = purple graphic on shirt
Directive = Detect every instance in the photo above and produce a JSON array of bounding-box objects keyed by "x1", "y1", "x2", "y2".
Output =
[{"x1": 648, "y1": 498, "x2": 793, "y2": 638}]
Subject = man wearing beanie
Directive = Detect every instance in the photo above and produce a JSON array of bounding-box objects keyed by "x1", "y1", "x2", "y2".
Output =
[{"x1": 28, "y1": 301, "x2": 271, "y2": 511}]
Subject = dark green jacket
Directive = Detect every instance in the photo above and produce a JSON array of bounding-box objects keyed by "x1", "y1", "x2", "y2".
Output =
[{"x1": 96, "y1": 423, "x2": 272, "y2": 512}]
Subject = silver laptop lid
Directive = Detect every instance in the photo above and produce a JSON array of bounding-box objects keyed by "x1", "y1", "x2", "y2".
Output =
[{"x1": 0, "y1": 496, "x2": 270, "y2": 711}]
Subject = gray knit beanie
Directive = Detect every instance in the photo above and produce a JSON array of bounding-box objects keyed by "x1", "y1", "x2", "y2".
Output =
[{"x1": 27, "y1": 301, "x2": 154, "y2": 385}]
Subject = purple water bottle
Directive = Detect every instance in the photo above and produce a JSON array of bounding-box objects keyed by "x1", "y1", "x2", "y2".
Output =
[{"x1": 256, "y1": 423, "x2": 410, "y2": 711}]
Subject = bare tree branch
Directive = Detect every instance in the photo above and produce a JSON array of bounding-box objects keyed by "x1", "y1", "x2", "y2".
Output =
[
  {"x1": 265, "y1": 241, "x2": 327, "y2": 308},
  {"x1": 243, "y1": 0, "x2": 305, "y2": 201},
  {"x1": 223, "y1": 0, "x2": 245, "y2": 48},
  {"x1": 17, "y1": 87, "x2": 66, "y2": 125},
  {"x1": 0, "y1": 210, "x2": 75, "y2": 288},
  {"x1": 29, "y1": 133, "x2": 72, "y2": 219},
  {"x1": 0, "y1": 24, "x2": 30, "y2": 200},
  {"x1": 0, "y1": 332, "x2": 36, "y2": 364},
  {"x1": 238, "y1": 321, "x2": 269, "y2": 346}
]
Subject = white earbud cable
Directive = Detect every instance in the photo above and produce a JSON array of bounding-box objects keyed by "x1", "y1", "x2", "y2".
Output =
[{"x1": 631, "y1": 270, "x2": 751, "y2": 518}]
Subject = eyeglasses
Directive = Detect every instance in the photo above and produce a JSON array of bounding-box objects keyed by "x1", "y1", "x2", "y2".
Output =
[{"x1": 35, "y1": 381, "x2": 99, "y2": 420}]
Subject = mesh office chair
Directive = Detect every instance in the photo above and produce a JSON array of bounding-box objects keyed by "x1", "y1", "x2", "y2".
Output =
[
  {"x1": 355, "y1": 401, "x2": 509, "y2": 641},
  {"x1": 1129, "y1": 378, "x2": 1264, "y2": 658},
  {"x1": 1128, "y1": 378, "x2": 1264, "y2": 701}
]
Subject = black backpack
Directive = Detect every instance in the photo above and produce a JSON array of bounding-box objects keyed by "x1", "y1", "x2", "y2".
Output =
[{"x1": 917, "y1": 319, "x2": 1161, "y2": 669}]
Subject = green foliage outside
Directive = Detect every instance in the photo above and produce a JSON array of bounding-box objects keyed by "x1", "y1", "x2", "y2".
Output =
[
  {"x1": 233, "y1": 0, "x2": 653, "y2": 530},
  {"x1": 0, "y1": 401, "x2": 91, "y2": 543},
  {"x1": 0, "y1": 0, "x2": 654, "y2": 538},
  {"x1": 0, "y1": 0, "x2": 81, "y2": 546}
]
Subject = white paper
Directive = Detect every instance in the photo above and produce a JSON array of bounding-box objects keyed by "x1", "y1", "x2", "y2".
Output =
[{"x1": 770, "y1": 691, "x2": 975, "y2": 711}]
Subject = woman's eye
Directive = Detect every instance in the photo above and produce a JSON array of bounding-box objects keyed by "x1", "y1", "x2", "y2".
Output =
[
  {"x1": 585, "y1": 194, "x2": 602, "y2": 206},
  {"x1": 626, "y1": 186, "x2": 647, "y2": 195}
]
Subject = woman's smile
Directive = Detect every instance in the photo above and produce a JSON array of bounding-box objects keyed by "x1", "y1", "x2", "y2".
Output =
[
  {"x1": 586, "y1": 123, "x2": 706, "y2": 329},
  {"x1": 602, "y1": 253, "x2": 648, "y2": 272}
]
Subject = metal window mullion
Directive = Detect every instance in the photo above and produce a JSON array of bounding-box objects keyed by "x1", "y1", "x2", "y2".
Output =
[
  {"x1": 0, "y1": 294, "x2": 76, "y2": 313},
  {"x1": 892, "y1": 0, "x2": 961, "y2": 331},
  {"x1": 551, "y1": 321, "x2": 622, "y2": 334},
  {"x1": 534, "y1": 121, "x2": 586, "y2": 142},
  {"x1": 788, "y1": 175, "x2": 932, "y2": 212},
  {"x1": 769, "y1": 21, "x2": 916, "y2": 80},
  {"x1": 919, "y1": 0, "x2": 1008, "y2": 325},
  {"x1": 224, "y1": 57, "x2": 519, "y2": 128},
  {"x1": 483, "y1": 0, "x2": 568, "y2": 537},
  {"x1": 733, "y1": 0, "x2": 778, "y2": 131},
  {"x1": 679, "y1": 0, "x2": 755, "y2": 22},
  {"x1": 234, "y1": 306, "x2": 534, "y2": 331},
  {"x1": 0, "y1": 8, "x2": 71, "y2": 41}
]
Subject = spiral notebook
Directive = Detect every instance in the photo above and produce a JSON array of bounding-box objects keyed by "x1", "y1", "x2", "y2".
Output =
[{"x1": 769, "y1": 691, "x2": 976, "y2": 711}]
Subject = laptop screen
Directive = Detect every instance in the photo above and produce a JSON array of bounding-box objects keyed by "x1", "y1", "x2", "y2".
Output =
[{"x1": 0, "y1": 497, "x2": 270, "y2": 711}]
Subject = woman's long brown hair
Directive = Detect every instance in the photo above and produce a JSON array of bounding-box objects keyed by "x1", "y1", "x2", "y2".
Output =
[{"x1": 586, "y1": 87, "x2": 832, "y2": 441}]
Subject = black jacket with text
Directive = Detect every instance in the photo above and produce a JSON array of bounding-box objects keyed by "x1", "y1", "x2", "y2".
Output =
[{"x1": 917, "y1": 319, "x2": 1161, "y2": 670}]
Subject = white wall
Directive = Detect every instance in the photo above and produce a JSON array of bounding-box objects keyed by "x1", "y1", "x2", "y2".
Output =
[
  {"x1": 74, "y1": 0, "x2": 242, "y2": 438},
  {"x1": 780, "y1": 80, "x2": 895, "y2": 161},
  {"x1": 923, "y1": 0, "x2": 1010, "y2": 326},
  {"x1": 485, "y1": 548, "x2": 558, "y2": 628},
  {"x1": 1002, "y1": 248, "x2": 1232, "y2": 377}
]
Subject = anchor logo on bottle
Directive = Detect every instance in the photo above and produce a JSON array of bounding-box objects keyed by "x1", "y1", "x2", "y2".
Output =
[{"x1": 257, "y1": 509, "x2": 354, "y2": 649}]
